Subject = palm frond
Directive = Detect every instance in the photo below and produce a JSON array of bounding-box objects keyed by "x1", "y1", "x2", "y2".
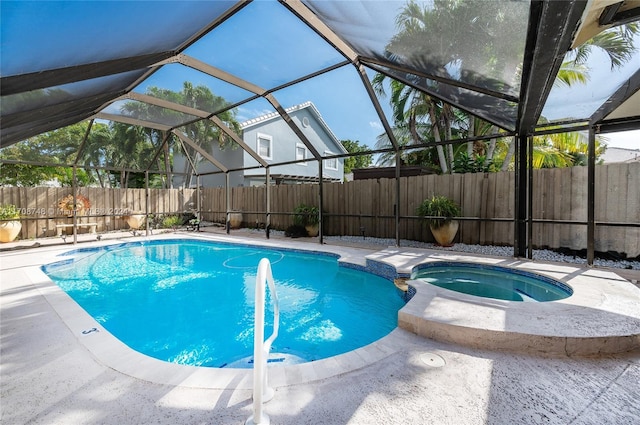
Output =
[{"x1": 554, "y1": 61, "x2": 590, "y2": 88}]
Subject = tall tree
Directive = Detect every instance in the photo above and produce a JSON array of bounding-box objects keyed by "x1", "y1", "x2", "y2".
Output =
[
  {"x1": 503, "y1": 22, "x2": 640, "y2": 170},
  {"x1": 0, "y1": 122, "x2": 96, "y2": 186},
  {"x1": 532, "y1": 130, "x2": 606, "y2": 169},
  {"x1": 372, "y1": 0, "x2": 527, "y2": 173},
  {"x1": 76, "y1": 122, "x2": 113, "y2": 188},
  {"x1": 375, "y1": 3, "x2": 637, "y2": 173},
  {"x1": 108, "y1": 122, "x2": 155, "y2": 188},
  {"x1": 340, "y1": 140, "x2": 374, "y2": 174},
  {"x1": 112, "y1": 83, "x2": 236, "y2": 188},
  {"x1": 139, "y1": 82, "x2": 241, "y2": 188},
  {"x1": 372, "y1": 74, "x2": 453, "y2": 172}
]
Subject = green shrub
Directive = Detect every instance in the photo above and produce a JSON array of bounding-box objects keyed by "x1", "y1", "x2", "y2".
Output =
[
  {"x1": 293, "y1": 204, "x2": 319, "y2": 226},
  {"x1": 0, "y1": 204, "x2": 20, "y2": 220},
  {"x1": 161, "y1": 215, "x2": 182, "y2": 228},
  {"x1": 416, "y1": 195, "x2": 461, "y2": 229}
]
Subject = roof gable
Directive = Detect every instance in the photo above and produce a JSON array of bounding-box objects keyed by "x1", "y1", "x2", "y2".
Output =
[{"x1": 240, "y1": 101, "x2": 347, "y2": 154}]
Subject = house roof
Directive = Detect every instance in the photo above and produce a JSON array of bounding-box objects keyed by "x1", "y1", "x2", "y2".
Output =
[
  {"x1": 601, "y1": 146, "x2": 640, "y2": 163},
  {"x1": 240, "y1": 101, "x2": 347, "y2": 154}
]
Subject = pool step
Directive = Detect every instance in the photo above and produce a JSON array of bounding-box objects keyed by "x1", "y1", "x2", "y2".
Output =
[{"x1": 223, "y1": 353, "x2": 307, "y2": 369}]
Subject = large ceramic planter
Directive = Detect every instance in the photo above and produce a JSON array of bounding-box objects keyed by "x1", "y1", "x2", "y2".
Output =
[
  {"x1": 0, "y1": 221, "x2": 22, "y2": 243},
  {"x1": 229, "y1": 212, "x2": 242, "y2": 229},
  {"x1": 430, "y1": 220, "x2": 459, "y2": 247},
  {"x1": 305, "y1": 224, "x2": 319, "y2": 237},
  {"x1": 125, "y1": 214, "x2": 146, "y2": 230}
]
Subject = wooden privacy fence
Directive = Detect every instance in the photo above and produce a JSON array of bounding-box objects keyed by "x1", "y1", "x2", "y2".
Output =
[
  {"x1": 0, "y1": 187, "x2": 196, "y2": 238},
  {"x1": 1, "y1": 162, "x2": 638, "y2": 256}
]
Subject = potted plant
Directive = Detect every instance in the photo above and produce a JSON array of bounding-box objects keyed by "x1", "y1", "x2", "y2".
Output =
[
  {"x1": 0, "y1": 204, "x2": 22, "y2": 243},
  {"x1": 293, "y1": 204, "x2": 320, "y2": 237},
  {"x1": 228, "y1": 210, "x2": 242, "y2": 229},
  {"x1": 123, "y1": 211, "x2": 146, "y2": 230},
  {"x1": 416, "y1": 195, "x2": 461, "y2": 246}
]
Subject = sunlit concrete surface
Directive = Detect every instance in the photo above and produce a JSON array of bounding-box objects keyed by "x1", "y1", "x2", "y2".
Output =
[{"x1": 2, "y1": 232, "x2": 639, "y2": 424}]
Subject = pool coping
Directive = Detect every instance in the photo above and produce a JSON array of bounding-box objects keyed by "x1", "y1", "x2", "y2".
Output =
[
  {"x1": 23, "y1": 233, "x2": 640, "y2": 390},
  {"x1": 366, "y1": 247, "x2": 640, "y2": 356}
]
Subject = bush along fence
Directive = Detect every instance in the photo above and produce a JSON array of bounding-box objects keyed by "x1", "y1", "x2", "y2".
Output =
[{"x1": 1, "y1": 162, "x2": 638, "y2": 257}]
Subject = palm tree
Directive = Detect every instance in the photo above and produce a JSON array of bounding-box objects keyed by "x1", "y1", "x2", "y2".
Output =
[
  {"x1": 79, "y1": 123, "x2": 112, "y2": 188},
  {"x1": 375, "y1": 2, "x2": 638, "y2": 173},
  {"x1": 109, "y1": 123, "x2": 153, "y2": 188},
  {"x1": 532, "y1": 131, "x2": 606, "y2": 168},
  {"x1": 145, "y1": 82, "x2": 240, "y2": 188},
  {"x1": 374, "y1": 123, "x2": 441, "y2": 168},
  {"x1": 555, "y1": 24, "x2": 638, "y2": 90},
  {"x1": 572, "y1": 23, "x2": 639, "y2": 71},
  {"x1": 372, "y1": 0, "x2": 529, "y2": 174},
  {"x1": 372, "y1": 73, "x2": 457, "y2": 172},
  {"x1": 511, "y1": 22, "x2": 640, "y2": 169},
  {"x1": 114, "y1": 82, "x2": 241, "y2": 188},
  {"x1": 176, "y1": 83, "x2": 238, "y2": 187}
]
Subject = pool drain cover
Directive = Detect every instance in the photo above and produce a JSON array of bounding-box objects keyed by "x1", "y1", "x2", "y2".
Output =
[{"x1": 420, "y1": 352, "x2": 445, "y2": 368}]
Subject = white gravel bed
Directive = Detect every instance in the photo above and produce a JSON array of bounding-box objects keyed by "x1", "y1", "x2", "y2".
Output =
[
  {"x1": 234, "y1": 227, "x2": 639, "y2": 271},
  {"x1": 321, "y1": 235, "x2": 640, "y2": 271}
]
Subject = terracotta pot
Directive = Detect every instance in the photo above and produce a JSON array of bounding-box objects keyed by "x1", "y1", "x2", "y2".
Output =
[
  {"x1": 229, "y1": 212, "x2": 242, "y2": 229},
  {"x1": 305, "y1": 224, "x2": 319, "y2": 237},
  {"x1": 125, "y1": 214, "x2": 145, "y2": 230},
  {"x1": 430, "y1": 220, "x2": 459, "y2": 246},
  {"x1": 0, "y1": 221, "x2": 22, "y2": 243}
]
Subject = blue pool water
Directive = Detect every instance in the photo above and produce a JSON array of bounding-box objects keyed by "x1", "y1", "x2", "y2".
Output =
[
  {"x1": 42, "y1": 239, "x2": 406, "y2": 368},
  {"x1": 411, "y1": 262, "x2": 572, "y2": 302}
]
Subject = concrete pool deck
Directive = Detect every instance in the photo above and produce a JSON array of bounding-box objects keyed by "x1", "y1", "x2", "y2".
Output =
[{"x1": 2, "y1": 231, "x2": 639, "y2": 424}]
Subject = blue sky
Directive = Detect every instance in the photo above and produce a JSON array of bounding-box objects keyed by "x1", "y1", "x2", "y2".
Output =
[{"x1": 181, "y1": 0, "x2": 393, "y2": 149}]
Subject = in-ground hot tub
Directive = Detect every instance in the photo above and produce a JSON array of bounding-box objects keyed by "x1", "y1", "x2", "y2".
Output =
[
  {"x1": 411, "y1": 261, "x2": 573, "y2": 302},
  {"x1": 385, "y1": 252, "x2": 640, "y2": 356}
]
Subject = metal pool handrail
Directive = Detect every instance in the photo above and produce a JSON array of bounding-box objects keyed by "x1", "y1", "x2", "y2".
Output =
[{"x1": 246, "y1": 258, "x2": 280, "y2": 425}]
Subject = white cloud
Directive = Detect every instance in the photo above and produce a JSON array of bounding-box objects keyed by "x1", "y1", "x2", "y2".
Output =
[
  {"x1": 236, "y1": 107, "x2": 274, "y2": 123},
  {"x1": 369, "y1": 121, "x2": 383, "y2": 130},
  {"x1": 605, "y1": 130, "x2": 640, "y2": 150}
]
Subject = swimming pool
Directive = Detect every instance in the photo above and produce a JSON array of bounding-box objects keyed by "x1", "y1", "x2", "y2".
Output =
[
  {"x1": 411, "y1": 262, "x2": 573, "y2": 302},
  {"x1": 42, "y1": 239, "x2": 406, "y2": 368}
]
